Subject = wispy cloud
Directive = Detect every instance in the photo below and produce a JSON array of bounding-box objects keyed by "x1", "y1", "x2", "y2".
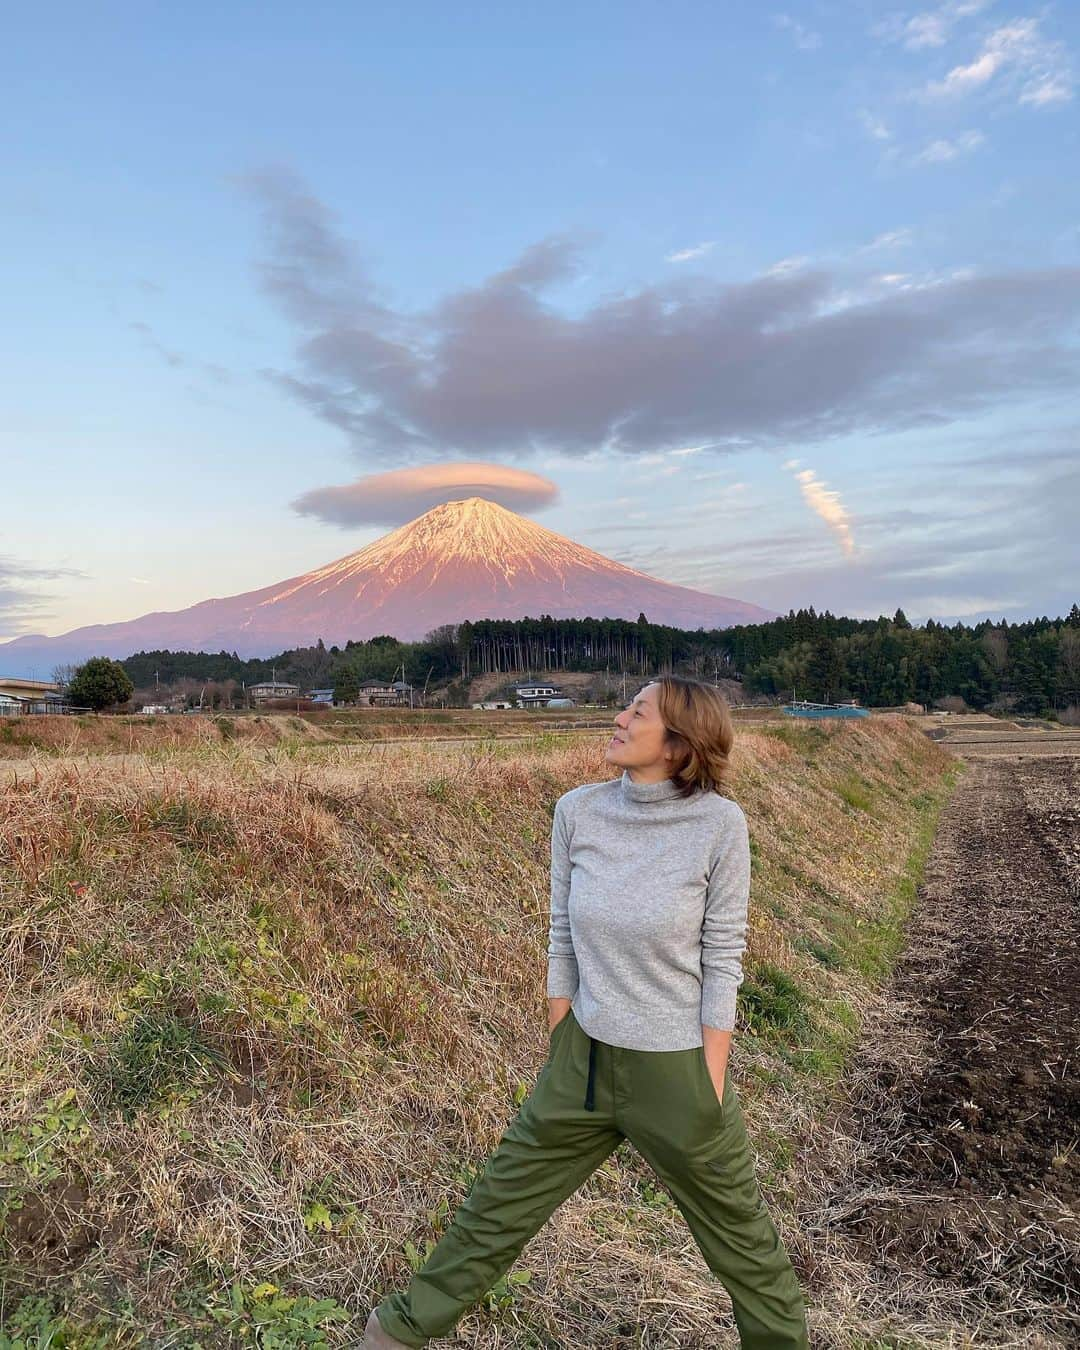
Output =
[
  {"x1": 0, "y1": 555, "x2": 88, "y2": 638},
  {"x1": 922, "y1": 19, "x2": 1074, "y2": 106},
  {"x1": 861, "y1": 227, "x2": 914, "y2": 251},
  {"x1": 877, "y1": 1, "x2": 991, "y2": 52},
  {"x1": 782, "y1": 460, "x2": 856, "y2": 557},
  {"x1": 665, "y1": 241, "x2": 716, "y2": 263},
  {"x1": 597, "y1": 442, "x2": 1080, "y2": 626},
  {"x1": 912, "y1": 128, "x2": 985, "y2": 163},
  {"x1": 130, "y1": 321, "x2": 232, "y2": 384},
  {"x1": 764, "y1": 255, "x2": 810, "y2": 276},
  {"x1": 773, "y1": 13, "x2": 822, "y2": 51},
  {"x1": 858, "y1": 108, "x2": 892, "y2": 140}
]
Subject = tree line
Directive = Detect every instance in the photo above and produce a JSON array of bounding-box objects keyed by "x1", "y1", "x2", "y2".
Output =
[{"x1": 58, "y1": 604, "x2": 1080, "y2": 717}]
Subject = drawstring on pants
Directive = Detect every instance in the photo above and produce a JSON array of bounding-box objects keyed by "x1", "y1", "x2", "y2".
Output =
[{"x1": 584, "y1": 1035, "x2": 597, "y2": 1111}]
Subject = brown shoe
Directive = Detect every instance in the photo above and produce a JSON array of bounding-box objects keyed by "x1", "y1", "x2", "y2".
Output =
[{"x1": 359, "y1": 1307, "x2": 413, "y2": 1348}]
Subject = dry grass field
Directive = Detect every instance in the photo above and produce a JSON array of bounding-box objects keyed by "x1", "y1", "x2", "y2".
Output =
[{"x1": 0, "y1": 712, "x2": 999, "y2": 1346}]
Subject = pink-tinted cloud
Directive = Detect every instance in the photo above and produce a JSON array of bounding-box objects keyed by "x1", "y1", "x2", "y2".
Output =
[{"x1": 291, "y1": 461, "x2": 560, "y2": 527}]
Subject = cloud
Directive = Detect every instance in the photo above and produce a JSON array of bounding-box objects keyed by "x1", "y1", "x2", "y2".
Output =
[
  {"x1": 243, "y1": 170, "x2": 1080, "y2": 460},
  {"x1": 781, "y1": 460, "x2": 856, "y2": 557},
  {"x1": 922, "y1": 19, "x2": 1074, "y2": 106},
  {"x1": 911, "y1": 128, "x2": 985, "y2": 163},
  {"x1": 130, "y1": 321, "x2": 232, "y2": 384},
  {"x1": 236, "y1": 165, "x2": 388, "y2": 329},
  {"x1": 861, "y1": 228, "x2": 914, "y2": 251},
  {"x1": 130, "y1": 320, "x2": 184, "y2": 369},
  {"x1": 773, "y1": 13, "x2": 822, "y2": 51},
  {"x1": 0, "y1": 556, "x2": 88, "y2": 639},
  {"x1": 763, "y1": 255, "x2": 810, "y2": 276},
  {"x1": 858, "y1": 109, "x2": 892, "y2": 140},
  {"x1": 1019, "y1": 73, "x2": 1073, "y2": 107},
  {"x1": 877, "y1": 1, "x2": 991, "y2": 52},
  {"x1": 607, "y1": 446, "x2": 1079, "y2": 625},
  {"x1": 666, "y1": 241, "x2": 716, "y2": 263},
  {"x1": 290, "y1": 461, "x2": 560, "y2": 527}
]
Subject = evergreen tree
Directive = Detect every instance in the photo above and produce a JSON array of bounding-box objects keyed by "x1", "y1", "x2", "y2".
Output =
[
  {"x1": 333, "y1": 667, "x2": 360, "y2": 705},
  {"x1": 68, "y1": 657, "x2": 135, "y2": 711}
]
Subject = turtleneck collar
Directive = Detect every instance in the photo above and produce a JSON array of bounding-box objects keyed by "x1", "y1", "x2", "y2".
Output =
[{"x1": 619, "y1": 767, "x2": 683, "y2": 803}]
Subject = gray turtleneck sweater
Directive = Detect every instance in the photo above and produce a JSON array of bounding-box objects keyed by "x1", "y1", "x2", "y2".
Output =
[{"x1": 546, "y1": 768, "x2": 751, "y2": 1051}]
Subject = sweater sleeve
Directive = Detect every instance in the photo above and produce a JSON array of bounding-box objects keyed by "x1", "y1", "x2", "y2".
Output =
[
  {"x1": 546, "y1": 793, "x2": 579, "y2": 999},
  {"x1": 700, "y1": 802, "x2": 751, "y2": 1031}
]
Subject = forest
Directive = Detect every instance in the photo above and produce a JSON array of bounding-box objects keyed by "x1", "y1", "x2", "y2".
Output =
[{"x1": 109, "y1": 604, "x2": 1080, "y2": 717}]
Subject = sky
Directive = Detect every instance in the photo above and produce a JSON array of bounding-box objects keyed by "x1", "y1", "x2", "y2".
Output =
[{"x1": 3, "y1": 0, "x2": 1079, "y2": 650}]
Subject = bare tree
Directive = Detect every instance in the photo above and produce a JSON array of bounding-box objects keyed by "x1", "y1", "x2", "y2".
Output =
[
  {"x1": 981, "y1": 628, "x2": 1008, "y2": 674},
  {"x1": 1059, "y1": 627, "x2": 1080, "y2": 692}
]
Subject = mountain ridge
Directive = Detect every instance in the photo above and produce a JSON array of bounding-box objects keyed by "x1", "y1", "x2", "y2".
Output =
[{"x1": 0, "y1": 497, "x2": 778, "y2": 676}]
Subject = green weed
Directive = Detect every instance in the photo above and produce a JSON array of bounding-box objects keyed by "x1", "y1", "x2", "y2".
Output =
[
  {"x1": 0, "y1": 1295, "x2": 127, "y2": 1350},
  {"x1": 759, "y1": 723, "x2": 830, "y2": 760},
  {"x1": 836, "y1": 773, "x2": 875, "y2": 813},
  {"x1": 1, "y1": 1089, "x2": 92, "y2": 1187},
  {"x1": 205, "y1": 1281, "x2": 353, "y2": 1347},
  {"x1": 738, "y1": 965, "x2": 816, "y2": 1042},
  {"x1": 83, "y1": 1007, "x2": 224, "y2": 1121}
]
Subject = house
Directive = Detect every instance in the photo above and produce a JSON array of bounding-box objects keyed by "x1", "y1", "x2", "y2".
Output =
[
  {"x1": 0, "y1": 677, "x2": 66, "y2": 715},
  {"x1": 358, "y1": 679, "x2": 414, "y2": 707},
  {"x1": 249, "y1": 681, "x2": 300, "y2": 704},
  {"x1": 513, "y1": 682, "x2": 565, "y2": 707}
]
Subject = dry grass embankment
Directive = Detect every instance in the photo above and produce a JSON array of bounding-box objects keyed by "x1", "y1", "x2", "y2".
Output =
[
  {"x1": 0, "y1": 713, "x2": 336, "y2": 761},
  {"x1": 0, "y1": 709, "x2": 622, "y2": 765},
  {"x1": 0, "y1": 716, "x2": 959, "y2": 1347}
]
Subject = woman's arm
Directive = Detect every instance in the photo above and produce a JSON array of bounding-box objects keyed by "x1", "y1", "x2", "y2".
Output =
[
  {"x1": 546, "y1": 794, "x2": 578, "y2": 1030},
  {"x1": 700, "y1": 803, "x2": 751, "y2": 1098}
]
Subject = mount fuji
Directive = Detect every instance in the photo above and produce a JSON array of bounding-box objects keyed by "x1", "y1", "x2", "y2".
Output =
[{"x1": 0, "y1": 497, "x2": 777, "y2": 675}]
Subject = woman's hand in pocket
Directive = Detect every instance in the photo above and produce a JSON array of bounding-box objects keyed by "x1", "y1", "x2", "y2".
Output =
[
  {"x1": 548, "y1": 996, "x2": 571, "y2": 1033},
  {"x1": 702, "y1": 1023, "x2": 732, "y2": 1105}
]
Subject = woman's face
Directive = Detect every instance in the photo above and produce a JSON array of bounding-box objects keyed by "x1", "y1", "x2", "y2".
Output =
[{"x1": 605, "y1": 682, "x2": 673, "y2": 774}]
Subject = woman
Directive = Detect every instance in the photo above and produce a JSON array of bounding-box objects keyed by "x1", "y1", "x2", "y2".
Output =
[{"x1": 363, "y1": 676, "x2": 810, "y2": 1348}]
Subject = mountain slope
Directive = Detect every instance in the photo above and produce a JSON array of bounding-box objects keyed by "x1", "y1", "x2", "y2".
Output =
[{"x1": 0, "y1": 498, "x2": 777, "y2": 674}]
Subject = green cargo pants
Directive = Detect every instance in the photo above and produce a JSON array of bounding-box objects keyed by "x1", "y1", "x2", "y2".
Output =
[{"x1": 375, "y1": 1008, "x2": 810, "y2": 1347}]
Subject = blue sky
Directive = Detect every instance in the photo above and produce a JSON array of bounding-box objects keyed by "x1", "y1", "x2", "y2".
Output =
[{"x1": 4, "y1": 0, "x2": 1079, "y2": 650}]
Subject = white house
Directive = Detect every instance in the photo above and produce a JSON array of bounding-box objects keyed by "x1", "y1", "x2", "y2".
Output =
[{"x1": 513, "y1": 683, "x2": 565, "y2": 706}]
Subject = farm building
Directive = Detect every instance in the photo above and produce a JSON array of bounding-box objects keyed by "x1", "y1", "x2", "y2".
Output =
[{"x1": 0, "y1": 677, "x2": 66, "y2": 715}]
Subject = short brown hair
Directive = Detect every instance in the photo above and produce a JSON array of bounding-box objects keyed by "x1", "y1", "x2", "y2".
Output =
[{"x1": 645, "y1": 675, "x2": 735, "y2": 799}]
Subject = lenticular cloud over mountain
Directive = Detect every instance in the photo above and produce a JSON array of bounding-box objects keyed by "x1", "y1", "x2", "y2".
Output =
[{"x1": 0, "y1": 498, "x2": 776, "y2": 675}]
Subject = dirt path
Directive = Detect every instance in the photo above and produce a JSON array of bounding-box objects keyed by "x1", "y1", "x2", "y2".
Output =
[{"x1": 804, "y1": 755, "x2": 1080, "y2": 1346}]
